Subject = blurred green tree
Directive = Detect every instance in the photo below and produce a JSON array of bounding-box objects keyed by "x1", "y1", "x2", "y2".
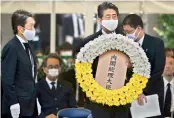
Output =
[{"x1": 153, "y1": 14, "x2": 174, "y2": 48}]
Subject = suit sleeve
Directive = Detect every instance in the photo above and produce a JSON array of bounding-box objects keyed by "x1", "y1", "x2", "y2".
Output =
[
  {"x1": 144, "y1": 39, "x2": 165, "y2": 94},
  {"x1": 68, "y1": 85, "x2": 78, "y2": 108},
  {"x1": 1, "y1": 44, "x2": 18, "y2": 106}
]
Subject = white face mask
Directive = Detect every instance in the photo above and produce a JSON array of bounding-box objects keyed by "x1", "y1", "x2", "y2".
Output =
[
  {"x1": 23, "y1": 29, "x2": 36, "y2": 41},
  {"x1": 101, "y1": 19, "x2": 118, "y2": 31},
  {"x1": 126, "y1": 29, "x2": 141, "y2": 41},
  {"x1": 48, "y1": 69, "x2": 59, "y2": 77}
]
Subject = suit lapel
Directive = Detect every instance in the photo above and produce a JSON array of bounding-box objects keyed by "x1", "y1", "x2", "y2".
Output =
[
  {"x1": 28, "y1": 43, "x2": 37, "y2": 79},
  {"x1": 14, "y1": 36, "x2": 37, "y2": 81},
  {"x1": 43, "y1": 79, "x2": 63, "y2": 97},
  {"x1": 55, "y1": 80, "x2": 62, "y2": 96},
  {"x1": 158, "y1": 77, "x2": 165, "y2": 115},
  {"x1": 14, "y1": 36, "x2": 32, "y2": 65},
  {"x1": 43, "y1": 79, "x2": 56, "y2": 97},
  {"x1": 161, "y1": 77, "x2": 165, "y2": 110},
  {"x1": 142, "y1": 34, "x2": 149, "y2": 53},
  {"x1": 97, "y1": 30, "x2": 103, "y2": 36}
]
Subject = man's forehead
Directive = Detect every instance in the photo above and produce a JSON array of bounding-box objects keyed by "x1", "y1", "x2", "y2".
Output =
[
  {"x1": 103, "y1": 9, "x2": 117, "y2": 15},
  {"x1": 123, "y1": 25, "x2": 131, "y2": 28},
  {"x1": 123, "y1": 25, "x2": 134, "y2": 31},
  {"x1": 166, "y1": 56, "x2": 174, "y2": 62}
]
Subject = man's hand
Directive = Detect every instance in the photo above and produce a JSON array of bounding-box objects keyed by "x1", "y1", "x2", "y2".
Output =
[
  {"x1": 10, "y1": 103, "x2": 20, "y2": 118},
  {"x1": 137, "y1": 94, "x2": 147, "y2": 106},
  {"x1": 46, "y1": 114, "x2": 57, "y2": 118}
]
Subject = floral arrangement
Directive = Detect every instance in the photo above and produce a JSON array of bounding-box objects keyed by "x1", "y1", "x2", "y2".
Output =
[{"x1": 75, "y1": 33, "x2": 151, "y2": 106}]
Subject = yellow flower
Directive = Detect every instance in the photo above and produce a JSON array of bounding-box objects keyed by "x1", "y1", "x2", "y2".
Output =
[
  {"x1": 75, "y1": 61, "x2": 148, "y2": 107},
  {"x1": 91, "y1": 96, "x2": 97, "y2": 101},
  {"x1": 114, "y1": 101, "x2": 120, "y2": 106},
  {"x1": 126, "y1": 96, "x2": 133, "y2": 103},
  {"x1": 120, "y1": 99, "x2": 127, "y2": 105},
  {"x1": 86, "y1": 91, "x2": 92, "y2": 97}
]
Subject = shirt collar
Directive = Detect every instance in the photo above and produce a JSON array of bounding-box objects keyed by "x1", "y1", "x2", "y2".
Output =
[
  {"x1": 46, "y1": 77, "x2": 57, "y2": 85},
  {"x1": 16, "y1": 35, "x2": 28, "y2": 43},
  {"x1": 137, "y1": 35, "x2": 144, "y2": 46},
  {"x1": 163, "y1": 76, "x2": 174, "y2": 87},
  {"x1": 102, "y1": 29, "x2": 116, "y2": 35}
]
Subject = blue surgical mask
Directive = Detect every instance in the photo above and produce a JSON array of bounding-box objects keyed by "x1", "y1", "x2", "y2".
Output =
[{"x1": 126, "y1": 29, "x2": 141, "y2": 41}]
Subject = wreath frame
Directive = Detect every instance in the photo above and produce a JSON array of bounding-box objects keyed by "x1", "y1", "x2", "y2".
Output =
[{"x1": 75, "y1": 33, "x2": 151, "y2": 106}]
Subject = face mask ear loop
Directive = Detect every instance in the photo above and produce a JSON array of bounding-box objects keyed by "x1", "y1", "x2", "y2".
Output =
[{"x1": 135, "y1": 29, "x2": 141, "y2": 42}]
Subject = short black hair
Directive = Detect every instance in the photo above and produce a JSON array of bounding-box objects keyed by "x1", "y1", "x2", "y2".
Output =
[
  {"x1": 165, "y1": 48, "x2": 174, "y2": 58},
  {"x1": 97, "y1": 2, "x2": 119, "y2": 19},
  {"x1": 11, "y1": 9, "x2": 34, "y2": 34},
  {"x1": 165, "y1": 48, "x2": 173, "y2": 53},
  {"x1": 43, "y1": 53, "x2": 62, "y2": 67},
  {"x1": 122, "y1": 14, "x2": 144, "y2": 29}
]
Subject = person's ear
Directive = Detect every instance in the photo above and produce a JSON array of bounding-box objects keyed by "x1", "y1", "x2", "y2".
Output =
[
  {"x1": 58, "y1": 67, "x2": 61, "y2": 73},
  {"x1": 43, "y1": 67, "x2": 48, "y2": 74},
  {"x1": 17, "y1": 25, "x2": 24, "y2": 34},
  {"x1": 98, "y1": 18, "x2": 102, "y2": 25},
  {"x1": 137, "y1": 26, "x2": 142, "y2": 31}
]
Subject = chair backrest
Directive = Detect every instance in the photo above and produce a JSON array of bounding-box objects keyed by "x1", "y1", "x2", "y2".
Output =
[
  {"x1": 57, "y1": 108, "x2": 91, "y2": 118},
  {"x1": 87, "y1": 114, "x2": 92, "y2": 118}
]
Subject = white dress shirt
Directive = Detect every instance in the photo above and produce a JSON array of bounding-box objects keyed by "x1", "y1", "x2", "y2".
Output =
[
  {"x1": 102, "y1": 29, "x2": 116, "y2": 35},
  {"x1": 46, "y1": 77, "x2": 57, "y2": 89},
  {"x1": 72, "y1": 13, "x2": 78, "y2": 38},
  {"x1": 163, "y1": 77, "x2": 174, "y2": 112},
  {"x1": 16, "y1": 35, "x2": 35, "y2": 78}
]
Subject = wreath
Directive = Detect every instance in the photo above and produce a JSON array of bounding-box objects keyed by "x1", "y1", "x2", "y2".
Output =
[{"x1": 75, "y1": 33, "x2": 151, "y2": 106}]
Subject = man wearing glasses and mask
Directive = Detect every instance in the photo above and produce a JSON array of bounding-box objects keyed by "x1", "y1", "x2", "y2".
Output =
[
  {"x1": 122, "y1": 14, "x2": 166, "y2": 118},
  {"x1": 36, "y1": 53, "x2": 77, "y2": 118}
]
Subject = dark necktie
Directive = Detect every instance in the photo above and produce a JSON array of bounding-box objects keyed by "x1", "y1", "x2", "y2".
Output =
[
  {"x1": 164, "y1": 83, "x2": 171, "y2": 117},
  {"x1": 51, "y1": 82, "x2": 56, "y2": 92},
  {"x1": 23, "y1": 43, "x2": 31, "y2": 61}
]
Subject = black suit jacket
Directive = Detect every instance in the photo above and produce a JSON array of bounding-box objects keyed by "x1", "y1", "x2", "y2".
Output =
[
  {"x1": 36, "y1": 79, "x2": 77, "y2": 117},
  {"x1": 142, "y1": 34, "x2": 165, "y2": 95},
  {"x1": 152, "y1": 77, "x2": 174, "y2": 118},
  {"x1": 1, "y1": 36, "x2": 37, "y2": 116},
  {"x1": 59, "y1": 69, "x2": 86, "y2": 107},
  {"x1": 157, "y1": 77, "x2": 165, "y2": 118}
]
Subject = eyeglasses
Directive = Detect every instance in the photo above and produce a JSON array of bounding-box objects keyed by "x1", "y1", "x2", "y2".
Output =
[{"x1": 46, "y1": 65, "x2": 60, "y2": 69}]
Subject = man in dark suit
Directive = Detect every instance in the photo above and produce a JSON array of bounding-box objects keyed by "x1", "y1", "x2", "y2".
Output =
[
  {"x1": 153, "y1": 55, "x2": 174, "y2": 118},
  {"x1": 77, "y1": 2, "x2": 146, "y2": 118},
  {"x1": 36, "y1": 53, "x2": 77, "y2": 118},
  {"x1": 159, "y1": 55, "x2": 174, "y2": 118},
  {"x1": 62, "y1": 13, "x2": 85, "y2": 48},
  {"x1": 1, "y1": 10, "x2": 38, "y2": 118},
  {"x1": 122, "y1": 14, "x2": 166, "y2": 118}
]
